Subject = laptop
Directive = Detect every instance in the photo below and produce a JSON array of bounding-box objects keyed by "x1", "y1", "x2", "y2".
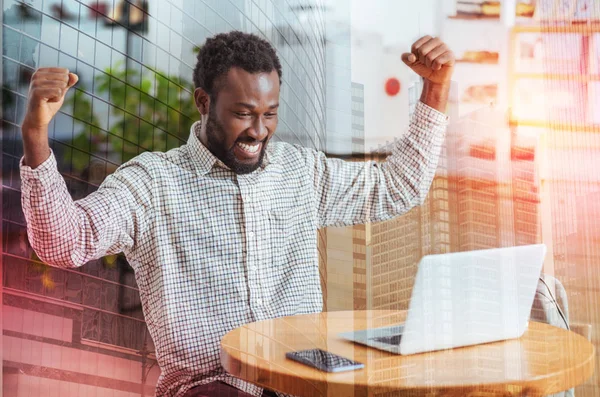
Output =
[{"x1": 339, "y1": 244, "x2": 547, "y2": 355}]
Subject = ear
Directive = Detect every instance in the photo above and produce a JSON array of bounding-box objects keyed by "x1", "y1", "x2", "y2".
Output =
[{"x1": 194, "y1": 87, "x2": 210, "y2": 115}]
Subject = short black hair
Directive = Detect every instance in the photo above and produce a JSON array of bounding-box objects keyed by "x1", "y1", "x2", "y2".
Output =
[{"x1": 193, "y1": 31, "x2": 283, "y2": 98}]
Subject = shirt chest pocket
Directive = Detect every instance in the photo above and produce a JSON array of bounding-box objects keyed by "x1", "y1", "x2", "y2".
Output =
[{"x1": 164, "y1": 206, "x2": 224, "y2": 258}]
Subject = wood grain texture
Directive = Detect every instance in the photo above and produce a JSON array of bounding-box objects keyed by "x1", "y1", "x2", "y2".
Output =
[{"x1": 221, "y1": 310, "x2": 595, "y2": 397}]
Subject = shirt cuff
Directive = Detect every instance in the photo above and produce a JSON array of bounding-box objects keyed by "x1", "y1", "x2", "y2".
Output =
[
  {"x1": 20, "y1": 150, "x2": 61, "y2": 192},
  {"x1": 415, "y1": 101, "x2": 449, "y2": 125}
]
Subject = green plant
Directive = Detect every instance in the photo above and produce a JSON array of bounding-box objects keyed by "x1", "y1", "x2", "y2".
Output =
[
  {"x1": 96, "y1": 62, "x2": 196, "y2": 160},
  {"x1": 68, "y1": 61, "x2": 198, "y2": 171}
]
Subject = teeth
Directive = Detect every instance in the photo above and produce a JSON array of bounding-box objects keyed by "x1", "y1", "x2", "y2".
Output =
[{"x1": 237, "y1": 142, "x2": 260, "y2": 153}]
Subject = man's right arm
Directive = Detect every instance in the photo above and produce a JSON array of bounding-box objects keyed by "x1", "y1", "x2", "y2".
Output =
[
  {"x1": 22, "y1": 67, "x2": 77, "y2": 169},
  {"x1": 21, "y1": 150, "x2": 154, "y2": 268},
  {"x1": 21, "y1": 68, "x2": 153, "y2": 268}
]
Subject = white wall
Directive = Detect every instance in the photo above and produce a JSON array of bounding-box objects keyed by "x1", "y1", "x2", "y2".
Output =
[
  {"x1": 325, "y1": 0, "x2": 353, "y2": 154},
  {"x1": 352, "y1": 0, "x2": 440, "y2": 47},
  {"x1": 351, "y1": 0, "x2": 442, "y2": 150}
]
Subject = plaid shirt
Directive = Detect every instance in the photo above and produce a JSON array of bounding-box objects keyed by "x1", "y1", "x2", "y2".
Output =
[{"x1": 20, "y1": 101, "x2": 447, "y2": 396}]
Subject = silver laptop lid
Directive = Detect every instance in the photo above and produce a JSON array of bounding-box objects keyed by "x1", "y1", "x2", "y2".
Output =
[{"x1": 400, "y1": 244, "x2": 546, "y2": 355}]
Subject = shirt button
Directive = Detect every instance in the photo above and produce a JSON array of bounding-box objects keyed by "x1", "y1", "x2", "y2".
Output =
[
  {"x1": 255, "y1": 298, "x2": 263, "y2": 306},
  {"x1": 248, "y1": 231, "x2": 255, "y2": 239},
  {"x1": 250, "y1": 265, "x2": 258, "y2": 271}
]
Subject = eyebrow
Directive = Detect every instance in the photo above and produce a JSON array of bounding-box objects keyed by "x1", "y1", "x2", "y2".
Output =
[{"x1": 234, "y1": 102, "x2": 279, "y2": 109}]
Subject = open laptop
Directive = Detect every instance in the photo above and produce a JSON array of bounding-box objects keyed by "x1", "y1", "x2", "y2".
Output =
[{"x1": 339, "y1": 244, "x2": 547, "y2": 355}]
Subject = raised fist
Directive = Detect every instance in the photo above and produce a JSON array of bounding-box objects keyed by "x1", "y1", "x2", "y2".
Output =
[
  {"x1": 402, "y1": 36, "x2": 455, "y2": 86},
  {"x1": 23, "y1": 67, "x2": 78, "y2": 129}
]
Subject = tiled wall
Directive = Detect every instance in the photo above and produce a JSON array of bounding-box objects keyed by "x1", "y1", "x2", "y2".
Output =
[
  {"x1": 3, "y1": 299, "x2": 161, "y2": 396},
  {"x1": 4, "y1": 305, "x2": 73, "y2": 342},
  {"x1": 5, "y1": 376, "x2": 144, "y2": 397}
]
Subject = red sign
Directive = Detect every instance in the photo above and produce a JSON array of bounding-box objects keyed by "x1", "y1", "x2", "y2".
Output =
[{"x1": 385, "y1": 78, "x2": 401, "y2": 96}]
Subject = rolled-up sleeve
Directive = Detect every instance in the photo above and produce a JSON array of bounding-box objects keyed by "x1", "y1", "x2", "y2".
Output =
[
  {"x1": 310, "y1": 101, "x2": 448, "y2": 228},
  {"x1": 20, "y1": 150, "x2": 154, "y2": 268}
]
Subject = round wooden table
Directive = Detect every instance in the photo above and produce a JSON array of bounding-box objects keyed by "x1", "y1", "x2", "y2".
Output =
[{"x1": 220, "y1": 310, "x2": 595, "y2": 397}]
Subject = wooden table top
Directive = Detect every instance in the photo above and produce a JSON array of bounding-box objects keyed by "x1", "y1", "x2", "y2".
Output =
[{"x1": 220, "y1": 310, "x2": 595, "y2": 397}]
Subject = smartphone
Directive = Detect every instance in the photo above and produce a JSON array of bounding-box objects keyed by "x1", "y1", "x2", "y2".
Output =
[{"x1": 285, "y1": 348, "x2": 365, "y2": 373}]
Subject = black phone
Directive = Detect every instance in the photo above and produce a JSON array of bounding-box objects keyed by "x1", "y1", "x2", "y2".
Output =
[{"x1": 285, "y1": 348, "x2": 365, "y2": 373}]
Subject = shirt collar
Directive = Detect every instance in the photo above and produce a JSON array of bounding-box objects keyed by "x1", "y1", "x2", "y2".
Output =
[{"x1": 186, "y1": 120, "x2": 273, "y2": 176}]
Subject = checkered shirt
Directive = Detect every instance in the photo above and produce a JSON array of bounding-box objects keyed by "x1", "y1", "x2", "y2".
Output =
[{"x1": 20, "y1": 101, "x2": 447, "y2": 396}]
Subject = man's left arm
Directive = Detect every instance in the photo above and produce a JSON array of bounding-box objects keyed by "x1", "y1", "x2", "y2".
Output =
[{"x1": 310, "y1": 36, "x2": 454, "y2": 228}]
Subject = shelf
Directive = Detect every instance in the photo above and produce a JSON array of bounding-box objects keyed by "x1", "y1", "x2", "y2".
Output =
[
  {"x1": 512, "y1": 23, "x2": 600, "y2": 33},
  {"x1": 456, "y1": 59, "x2": 499, "y2": 65},
  {"x1": 449, "y1": 14, "x2": 500, "y2": 21},
  {"x1": 513, "y1": 73, "x2": 600, "y2": 82},
  {"x1": 447, "y1": 13, "x2": 536, "y2": 21},
  {"x1": 509, "y1": 119, "x2": 600, "y2": 132},
  {"x1": 509, "y1": 28, "x2": 600, "y2": 137}
]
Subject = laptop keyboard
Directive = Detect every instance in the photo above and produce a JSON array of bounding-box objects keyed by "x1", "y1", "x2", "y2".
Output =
[{"x1": 370, "y1": 334, "x2": 402, "y2": 345}]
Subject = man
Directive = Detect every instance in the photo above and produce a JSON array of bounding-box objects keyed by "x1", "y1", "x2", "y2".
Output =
[{"x1": 20, "y1": 31, "x2": 453, "y2": 396}]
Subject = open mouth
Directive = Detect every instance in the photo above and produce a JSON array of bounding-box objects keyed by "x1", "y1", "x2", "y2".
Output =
[{"x1": 234, "y1": 141, "x2": 262, "y2": 160}]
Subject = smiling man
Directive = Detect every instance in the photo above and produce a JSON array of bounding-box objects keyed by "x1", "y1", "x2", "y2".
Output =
[
  {"x1": 194, "y1": 60, "x2": 281, "y2": 175},
  {"x1": 195, "y1": 66, "x2": 279, "y2": 174},
  {"x1": 20, "y1": 31, "x2": 453, "y2": 397}
]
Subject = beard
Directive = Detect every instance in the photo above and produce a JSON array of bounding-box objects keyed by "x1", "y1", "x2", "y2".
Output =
[{"x1": 204, "y1": 105, "x2": 268, "y2": 175}]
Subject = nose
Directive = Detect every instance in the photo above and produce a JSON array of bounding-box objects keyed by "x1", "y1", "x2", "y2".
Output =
[{"x1": 248, "y1": 116, "x2": 269, "y2": 141}]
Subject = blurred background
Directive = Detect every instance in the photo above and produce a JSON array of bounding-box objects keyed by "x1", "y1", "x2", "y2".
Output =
[{"x1": 2, "y1": 0, "x2": 600, "y2": 396}]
